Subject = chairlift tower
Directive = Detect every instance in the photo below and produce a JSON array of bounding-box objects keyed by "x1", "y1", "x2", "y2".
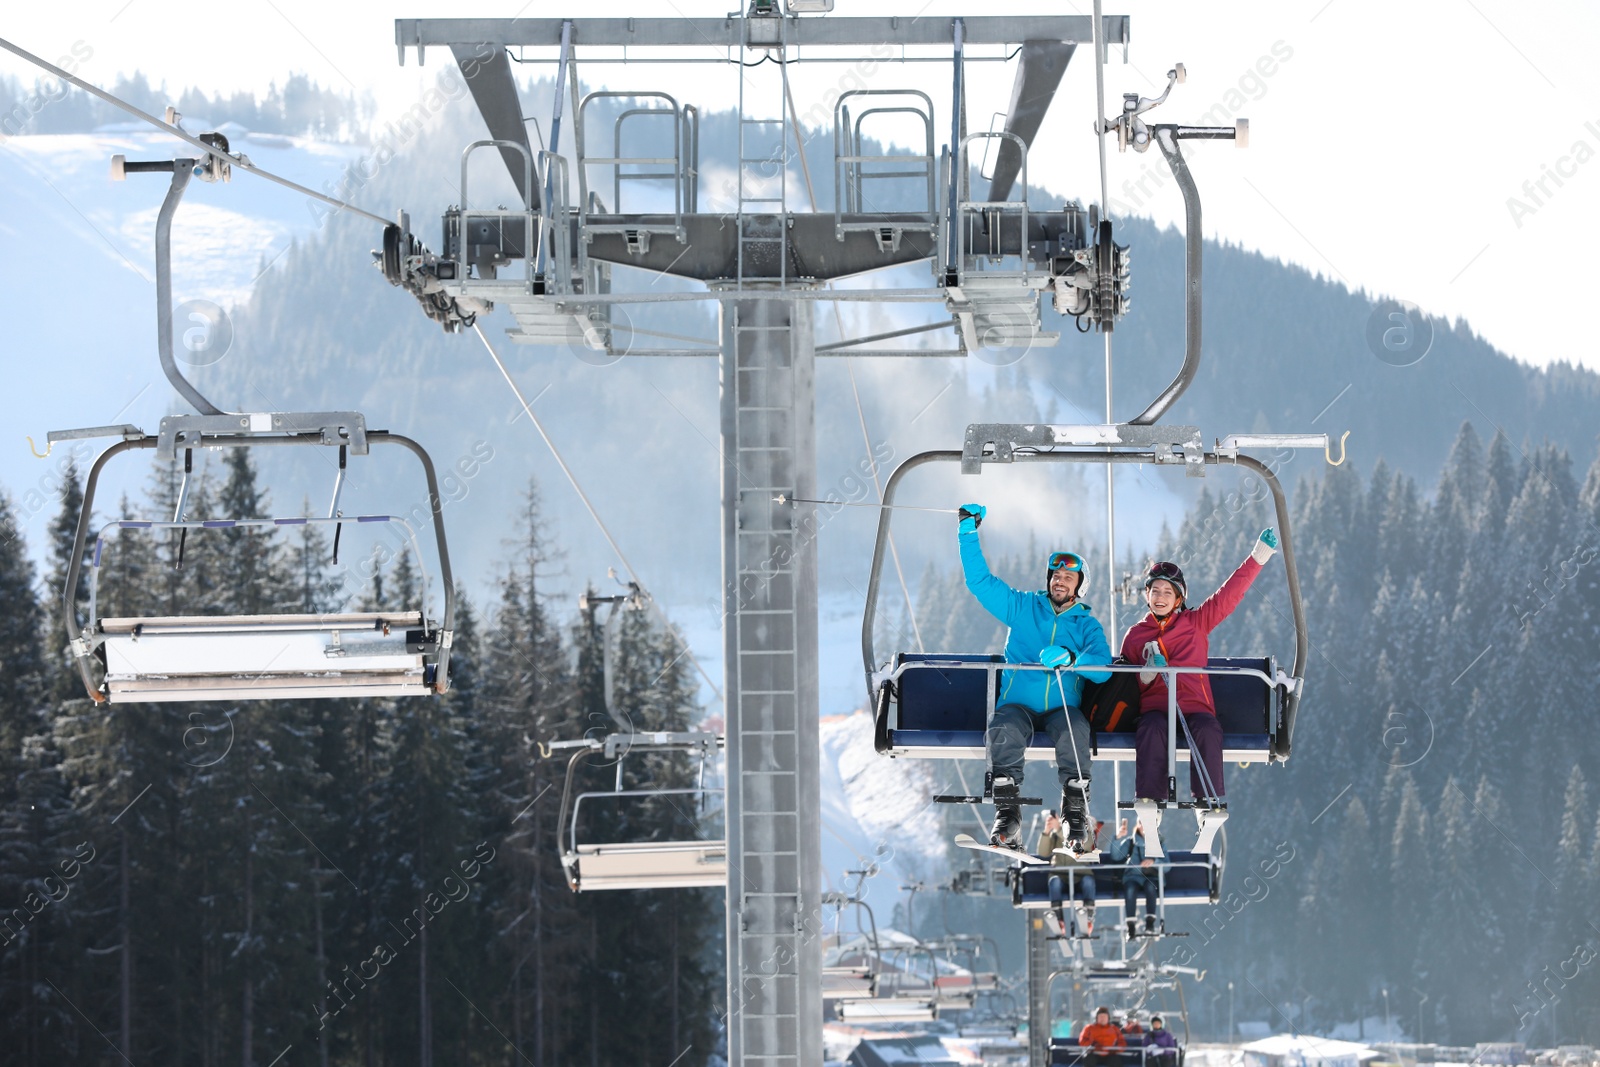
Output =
[{"x1": 387, "y1": 8, "x2": 1153, "y2": 1066}]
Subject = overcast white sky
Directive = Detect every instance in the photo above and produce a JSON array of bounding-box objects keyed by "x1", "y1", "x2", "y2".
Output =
[{"x1": 5, "y1": 1, "x2": 1599, "y2": 370}]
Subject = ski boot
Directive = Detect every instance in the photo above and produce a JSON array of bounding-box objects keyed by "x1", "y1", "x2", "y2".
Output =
[
  {"x1": 1144, "y1": 914, "x2": 1158, "y2": 936},
  {"x1": 988, "y1": 776, "x2": 1022, "y2": 848},
  {"x1": 1193, "y1": 800, "x2": 1229, "y2": 855},
  {"x1": 1061, "y1": 780, "x2": 1095, "y2": 855},
  {"x1": 1132, "y1": 798, "x2": 1164, "y2": 858}
]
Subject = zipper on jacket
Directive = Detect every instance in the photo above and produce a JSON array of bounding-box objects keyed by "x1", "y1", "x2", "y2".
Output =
[{"x1": 1048, "y1": 615, "x2": 1059, "y2": 708}]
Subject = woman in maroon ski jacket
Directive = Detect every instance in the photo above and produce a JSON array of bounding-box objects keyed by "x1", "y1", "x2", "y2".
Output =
[{"x1": 1119, "y1": 529, "x2": 1279, "y2": 806}]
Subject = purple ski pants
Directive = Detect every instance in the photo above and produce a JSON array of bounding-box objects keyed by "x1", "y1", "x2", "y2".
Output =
[{"x1": 1134, "y1": 709, "x2": 1225, "y2": 802}]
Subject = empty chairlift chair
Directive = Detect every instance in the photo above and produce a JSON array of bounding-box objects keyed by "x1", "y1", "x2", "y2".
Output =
[
  {"x1": 556, "y1": 732, "x2": 727, "y2": 892},
  {"x1": 60, "y1": 413, "x2": 455, "y2": 704}
]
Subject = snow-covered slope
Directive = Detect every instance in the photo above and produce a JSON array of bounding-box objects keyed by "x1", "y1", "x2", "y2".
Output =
[{"x1": 819, "y1": 709, "x2": 948, "y2": 911}]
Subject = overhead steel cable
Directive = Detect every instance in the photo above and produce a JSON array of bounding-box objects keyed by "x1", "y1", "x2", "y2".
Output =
[
  {"x1": 1092, "y1": 0, "x2": 1120, "y2": 642},
  {"x1": 0, "y1": 35, "x2": 391, "y2": 227},
  {"x1": 474, "y1": 323, "x2": 725, "y2": 706}
]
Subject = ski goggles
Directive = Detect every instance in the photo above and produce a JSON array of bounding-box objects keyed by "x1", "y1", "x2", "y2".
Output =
[
  {"x1": 1048, "y1": 552, "x2": 1085, "y2": 573},
  {"x1": 1144, "y1": 561, "x2": 1185, "y2": 590}
]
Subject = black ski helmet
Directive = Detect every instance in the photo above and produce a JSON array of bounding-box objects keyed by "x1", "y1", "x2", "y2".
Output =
[
  {"x1": 1143, "y1": 561, "x2": 1186, "y2": 601},
  {"x1": 1047, "y1": 551, "x2": 1087, "y2": 594}
]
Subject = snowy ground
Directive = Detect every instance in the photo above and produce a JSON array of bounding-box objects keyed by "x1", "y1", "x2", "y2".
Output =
[{"x1": 819, "y1": 708, "x2": 945, "y2": 905}]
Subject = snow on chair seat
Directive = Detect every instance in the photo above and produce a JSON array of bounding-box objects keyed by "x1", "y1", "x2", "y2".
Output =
[
  {"x1": 874, "y1": 654, "x2": 1278, "y2": 762},
  {"x1": 565, "y1": 840, "x2": 727, "y2": 891},
  {"x1": 99, "y1": 612, "x2": 431, "y2": 703}
]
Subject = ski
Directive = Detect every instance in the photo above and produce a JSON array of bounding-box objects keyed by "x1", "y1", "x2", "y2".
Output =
[{"x1": 954, "y1": 833, "x2": 1053, "y2": 865}]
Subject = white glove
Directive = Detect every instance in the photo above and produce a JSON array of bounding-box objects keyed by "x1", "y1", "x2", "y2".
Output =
[
  {"x1": 1251, "y1": 527, "x2": 1279, "y2": 565},
  {"x1": 1139, "y1": 641, "x2": 1166, "y2": 685}
]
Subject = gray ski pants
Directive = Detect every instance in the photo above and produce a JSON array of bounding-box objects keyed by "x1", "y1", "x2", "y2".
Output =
[{"x1": 987, "y1": 702, "x2": 1093, "y2": 791}]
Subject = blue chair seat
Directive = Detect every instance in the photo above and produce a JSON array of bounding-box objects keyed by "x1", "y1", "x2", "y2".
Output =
[{"x1": 876, "y1": 653, "x2": 1278, "y2": 761}]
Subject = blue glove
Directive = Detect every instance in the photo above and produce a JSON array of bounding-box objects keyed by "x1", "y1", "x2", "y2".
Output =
[
  {"x1": 1040, "y1": 646, "x2": 1076, "y2": 669},
  {"x1": 958, "y1": 503, "x2": 985, "y2": 535},
  {"x1": 1260, "y1": 528, "x2": 1279, "y2": 549}
]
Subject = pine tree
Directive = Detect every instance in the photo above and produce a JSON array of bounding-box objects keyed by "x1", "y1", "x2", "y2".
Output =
[
  {"x1": 0, "y1": 489, "x2": 76, "y2": 1066},
  {"x1": 472, "y1": 481, "x2": 580, "y2": 1064}
]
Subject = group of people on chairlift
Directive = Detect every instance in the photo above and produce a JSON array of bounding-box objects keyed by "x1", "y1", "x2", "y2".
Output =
[
  {"x1": 1078, "y1": 1006, "x2": 1181, "y2": 1066},
  {"x1": 1037, "y1": 813, "x2": 1164, "y2": 938},
  {"x1": 957, "y1": 501, "x2": 1280, "y2": 856}
]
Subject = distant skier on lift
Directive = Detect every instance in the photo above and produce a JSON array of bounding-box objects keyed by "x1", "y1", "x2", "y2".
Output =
[
  {"x1": 1121, "y1": 528, "x2": 1279, "y2": 854},
  {"x1": 957, "y1": 504, "x2": 1112, "y2": 852}
]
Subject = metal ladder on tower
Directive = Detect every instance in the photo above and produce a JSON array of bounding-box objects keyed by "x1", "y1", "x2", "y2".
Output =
[
  {"x1": 735, "y1": 15, "x2": 790, "y2": 291},
  {"x1": 724, "y1": 294, "x2": 811, "y2": 1067}
]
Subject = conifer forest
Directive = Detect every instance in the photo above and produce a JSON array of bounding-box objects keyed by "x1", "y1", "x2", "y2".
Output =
[
  {"x1": 4, "y1": 421, "x2": 1600, "y2": 1062},
  {"x1": 0, "y1": 453, "x2": 720, "y2": 1065}
]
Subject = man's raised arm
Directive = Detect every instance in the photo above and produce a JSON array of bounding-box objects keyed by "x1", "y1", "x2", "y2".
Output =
[{"x1": 957, "y1": 503, "x2": 1024, "y2": 626}]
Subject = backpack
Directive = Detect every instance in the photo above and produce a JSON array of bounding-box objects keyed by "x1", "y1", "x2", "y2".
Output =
[{"x1": 1080, "y1": 660, "x2": 1142, "y2": 733}]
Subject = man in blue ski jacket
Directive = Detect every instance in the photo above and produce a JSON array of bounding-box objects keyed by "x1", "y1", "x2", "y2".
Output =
[{"x1": 958, "y1": 503, "x2": 1112, "y2": 850}]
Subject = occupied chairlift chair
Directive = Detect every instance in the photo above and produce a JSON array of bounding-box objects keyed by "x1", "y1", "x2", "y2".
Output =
[
  {"x1": 862, "y1": 427, "x2": 1323, "y2": 858},
  {"x1": 554, "y1": 580, "x2": 728, "y2": 892},
  {"x1": 56, "y1": 134, "x2": 456, "y2": 704},
  {"x1": 1045, "y1": 973, "x2": 1195, "y2": 1067}
]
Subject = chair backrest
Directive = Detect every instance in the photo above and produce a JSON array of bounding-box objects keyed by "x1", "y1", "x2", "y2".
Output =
[
  {"x1": 895, "y1": 652, "x2": 1000, "y2": 731},
  {"x1": 894, "y1": 653, "x2": 1274, "y2": 733},
  {"x1": 1209, "y1": 656, "x2": 1275, "y2": 735}
]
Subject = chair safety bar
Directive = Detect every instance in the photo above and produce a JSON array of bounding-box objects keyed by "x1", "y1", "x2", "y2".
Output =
[
  {"x1": 1050, "y1": 1043, "x2": 1187, "y2": 1067},
  {"x1": 86, "y1": 516, "x2": 437, "y2": 635}
]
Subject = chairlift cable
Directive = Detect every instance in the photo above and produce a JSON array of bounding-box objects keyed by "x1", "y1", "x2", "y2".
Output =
[
  {"x1": 474, "y1": 323, "x2": 724, "y2": 705},
  {"x1": 1091, "y1": 0, "x2": 1120, "y2": 642},
  {"x1": 782, "y1": 76, "x2": 927, "y2": 655},
  {"x1": 0, "y1": 35, "x2": 391, "y2": 227}
]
